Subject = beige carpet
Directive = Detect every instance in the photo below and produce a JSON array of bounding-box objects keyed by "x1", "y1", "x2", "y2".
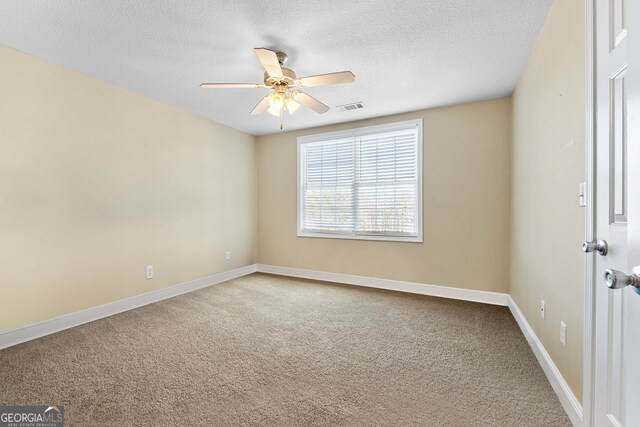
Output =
[{"x1": 0, "y1": 273, "x2": 570, "y2": 426}]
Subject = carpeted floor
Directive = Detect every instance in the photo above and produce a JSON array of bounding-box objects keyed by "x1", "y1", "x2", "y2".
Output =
[{"x1": 0, "y1": 273, "x2": 570, "y2": 426}]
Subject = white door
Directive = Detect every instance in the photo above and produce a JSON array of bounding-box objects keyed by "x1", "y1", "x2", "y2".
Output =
[
  {"x1": 623, "y1": 0, "x2": 640, "y2": 423},
  {"x1": 592, "y1": 0, "x2": 640, "y2": 425}
]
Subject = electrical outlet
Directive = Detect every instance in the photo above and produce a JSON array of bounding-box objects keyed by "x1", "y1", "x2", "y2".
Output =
[
  {"x1": 540, "y1": 300, "x2": 546, "y2": 319},
  {"x1": 225, "y1": 251, "x2": 231, "y2": 260},
  {"x1": 146, "y1": 265, "x2": 153, "y2": 280},
  {"x1": 560, "y1": 321, "x2": 567, "y2": 346}
]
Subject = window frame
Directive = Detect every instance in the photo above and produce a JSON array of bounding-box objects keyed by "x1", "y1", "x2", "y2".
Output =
[{"x1": 297, "y1": 118, "x2": 423, "y2": 243}]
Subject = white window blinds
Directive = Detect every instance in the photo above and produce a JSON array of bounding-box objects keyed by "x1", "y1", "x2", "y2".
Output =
[{"x1": 298, "y1": 119, "x2": 422, "y2": 242}]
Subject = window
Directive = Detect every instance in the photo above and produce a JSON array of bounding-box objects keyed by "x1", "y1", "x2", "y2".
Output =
[{"x1": 297, "y1": 119, "x2": 422, "y2": 242}]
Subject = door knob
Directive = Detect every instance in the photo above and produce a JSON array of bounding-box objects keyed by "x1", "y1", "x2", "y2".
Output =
[
  {"x1": 604, "y1": 269, "x2": 640, "y2": 290},
  {"x1": 583, "y1": 239, "x2": 608, "y2": 256}
]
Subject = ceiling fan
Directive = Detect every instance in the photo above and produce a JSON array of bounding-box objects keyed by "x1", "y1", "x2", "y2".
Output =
[{"x1": 200, "y1": 48, "x2": 355, "y2": 119}]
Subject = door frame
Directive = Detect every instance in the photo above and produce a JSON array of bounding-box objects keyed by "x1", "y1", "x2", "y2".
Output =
[{"x1": 582, "y1": 0, "x2": 596, "y2": 425}]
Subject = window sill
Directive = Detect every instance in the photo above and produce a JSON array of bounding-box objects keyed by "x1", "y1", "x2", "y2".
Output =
[{"x1": 297, "y1": 231, "x2": 423, "y2": 243}]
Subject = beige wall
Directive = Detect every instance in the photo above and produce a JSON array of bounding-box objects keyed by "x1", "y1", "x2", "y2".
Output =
[
  {"x1": 2, "y1": 3, "x2": 586, "y2": 403},
  {"x1": 510, "y1": 0, "x2": 585, "y2": 401},
  {"x1": 257, "y1": 98, "x2": 512, "y2": 293},
  {"x1": 0, "y1": 45, "x2": 257, "y2": 332}
]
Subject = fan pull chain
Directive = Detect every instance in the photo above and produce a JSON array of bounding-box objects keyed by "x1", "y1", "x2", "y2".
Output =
[{"x1": 280, "y1": 104, "x2": 284, "y2": 130}]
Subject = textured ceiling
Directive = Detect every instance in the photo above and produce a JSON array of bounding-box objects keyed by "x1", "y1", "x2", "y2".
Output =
[{"x1": 0, "y1": 0, "x2": 553, "y2": 136}]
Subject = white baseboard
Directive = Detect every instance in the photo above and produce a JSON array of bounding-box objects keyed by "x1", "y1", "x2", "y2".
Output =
[
  {"x1": 0, "y1": 262, "x2": 580, "y2": 427},
  {"x1": 507, "y1": 296, "x2": 583, "y2": 427},
  {"x1": 1, "y1": 264, "x2": 507, "y2": 349},
  {"x1": 256, "y1": 264, "x2": 509, "y2": 306},
  {"x1": 0, "y1": 264, "x2": 258, "y2": 350}
]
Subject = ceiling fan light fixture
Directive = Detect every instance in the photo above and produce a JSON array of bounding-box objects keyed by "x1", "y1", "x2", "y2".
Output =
[
  {"x1": 285, "y1": 97, "x2": 300, "y2": 115},
  {"x1": 269, "y1": 93, "x2": 285, "y2": 110},
  {"x1": 267, "y1": 105, "x2": 282, "y2": 117},
  {"x1": 200, "y1": 48, "x2": 354, "y2": 124}
]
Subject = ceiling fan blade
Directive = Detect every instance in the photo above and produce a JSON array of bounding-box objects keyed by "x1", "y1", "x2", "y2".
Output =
[
  {"x1": 293, "y1": 91, "x2": 330, "y2": 114},
  {"x1": 254, "y1": 48, "x2": 284, "y2": 78},
  {"x1": 250, "y1": 95, "x2": 271, "y2": 116},
  {"x1": 200, "y1": 83, "x2": 265, "y2": 89},
  {"x1": 296, "y1": 71, "x2": 355, "y2": 88}
]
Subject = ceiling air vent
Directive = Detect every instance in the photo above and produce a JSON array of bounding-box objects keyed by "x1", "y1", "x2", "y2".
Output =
[{"x1": 337, "y1": 102, "x2": 365, "y2": 112}]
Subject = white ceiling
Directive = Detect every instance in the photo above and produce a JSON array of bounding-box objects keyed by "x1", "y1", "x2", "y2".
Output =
[{"x1": 0, "y1": 0, "x2": 553, "y2": 136}]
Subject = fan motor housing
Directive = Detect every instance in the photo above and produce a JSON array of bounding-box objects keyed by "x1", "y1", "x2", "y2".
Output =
[{"x1": 264, "y1": 67, "x2": 297, "y2": 87}]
